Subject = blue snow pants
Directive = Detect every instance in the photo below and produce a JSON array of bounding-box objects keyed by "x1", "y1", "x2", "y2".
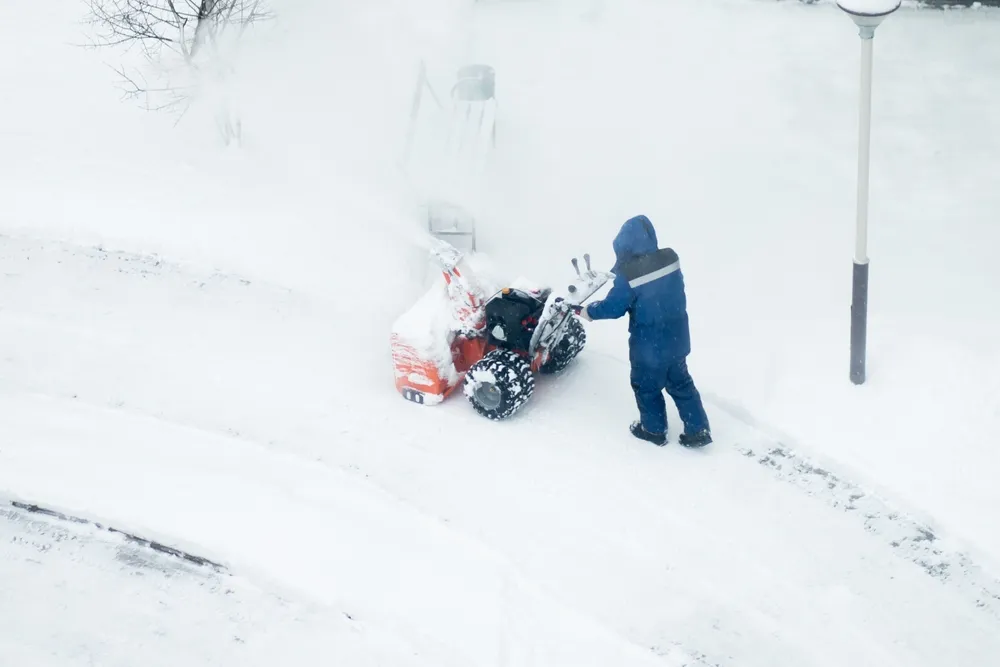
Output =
[{"x1": 630, "y1": 356, "x2": 710, "y2": 435}]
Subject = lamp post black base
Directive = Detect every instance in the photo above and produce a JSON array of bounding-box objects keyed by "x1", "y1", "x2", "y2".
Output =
[{"x1": 850, "y1": 261, "x2": 869, "y2": 385}]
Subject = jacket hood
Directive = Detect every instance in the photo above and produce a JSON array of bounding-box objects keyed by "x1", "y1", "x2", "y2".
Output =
[{"x1": 612, "y1": 215, "x2": 658, "y2": 271}]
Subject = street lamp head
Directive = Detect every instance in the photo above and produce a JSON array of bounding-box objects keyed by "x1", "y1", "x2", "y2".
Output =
[{"x1": 837, "y1": 0, "x2": 901, "y2": 34}]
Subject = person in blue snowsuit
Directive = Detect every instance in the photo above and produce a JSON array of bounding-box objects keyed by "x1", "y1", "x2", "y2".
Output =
[{"x1": 580, "y1": 215, "x2": 712, "y2": 447}]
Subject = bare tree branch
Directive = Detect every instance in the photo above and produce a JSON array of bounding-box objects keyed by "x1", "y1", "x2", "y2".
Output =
[
  {"x1": 87, "y1": 0, "x2": 269, "y2": 124},
  {"x1": 88, "y1": 0, "x2": 265, "y2": 64},
  {"x1": 107, "y1": 63, "x2": 191, "y2": 114}
]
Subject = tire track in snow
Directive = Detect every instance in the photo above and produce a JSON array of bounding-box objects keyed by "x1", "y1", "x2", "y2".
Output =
[
  {"x1": 563, "y1": 337, "x2": 1000, "y2": 622},
  {"x1": 709, "y1": 392, "x2": 1000, "y2": 621}
]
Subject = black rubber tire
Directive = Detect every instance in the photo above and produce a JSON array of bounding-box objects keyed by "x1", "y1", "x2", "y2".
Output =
[
  {"x1": 464, "y1": 349, "x2": 535, "y2": 420},
  {"x1": 540, "y1": 316, "x2": 586, "y2": 375}
]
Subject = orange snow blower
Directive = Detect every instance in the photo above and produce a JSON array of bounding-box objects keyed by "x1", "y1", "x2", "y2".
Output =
[{"x1": 390, "y1": 241, "x2": 611, "y2": 419}]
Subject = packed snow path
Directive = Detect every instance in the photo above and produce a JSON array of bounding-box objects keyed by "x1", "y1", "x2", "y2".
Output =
[{"x1": 2, "y1": 234, "x2": 999, "y2": 666}]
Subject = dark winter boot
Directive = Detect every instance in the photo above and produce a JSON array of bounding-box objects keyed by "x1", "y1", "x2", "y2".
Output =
[
  {"x1": 630, "y1": 421, "x2": 666, "y2": 446},
  {"x1": 678, "y1": 429, "x2": 712, "y2": 448}
]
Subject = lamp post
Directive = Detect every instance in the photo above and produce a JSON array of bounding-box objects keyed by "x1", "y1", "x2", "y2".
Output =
[{"x1": 837, "y1": 0, "x2": 900, "y2": 386}]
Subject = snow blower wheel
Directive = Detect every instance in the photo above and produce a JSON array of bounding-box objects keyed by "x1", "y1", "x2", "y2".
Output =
[
  {"x1": 540, "y1": 316, "x2": 586, "y2": 374},
  {"x1": 464, "y1": 349, "x2": 535, "y2": 420}
]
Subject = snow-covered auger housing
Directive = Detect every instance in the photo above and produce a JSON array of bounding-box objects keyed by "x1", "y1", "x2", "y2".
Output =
[
  {"x1": 390, "y1": 241, "x2": 612, "y2": 419},
  {"x1": 390, "y1": 240, "x2": 488, "y2": 405}
]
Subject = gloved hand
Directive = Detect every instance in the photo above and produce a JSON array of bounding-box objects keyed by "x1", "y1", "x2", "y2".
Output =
[{"x1": 577, "y1": 304, "x2": 593, "y2": 321}]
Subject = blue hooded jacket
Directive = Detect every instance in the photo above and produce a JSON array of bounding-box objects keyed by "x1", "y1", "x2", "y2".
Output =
[{"x1": 586, "y1": 215, "x2": 692, "y2": 364}]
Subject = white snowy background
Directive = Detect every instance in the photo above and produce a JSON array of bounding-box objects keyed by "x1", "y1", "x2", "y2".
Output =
[{"x1": 2, "y1": 0, "x2": 999, "y2": 665}]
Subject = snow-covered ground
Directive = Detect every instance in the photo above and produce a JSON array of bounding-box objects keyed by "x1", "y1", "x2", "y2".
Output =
[
  {"x1": 2, "y1": 0, "x2": 1000, "y2": 665},
  {"x1": 0, "y1": 501, "x2": 437, "y2": 667},
  {"x1": 4, "y1": 233, "x2": 1000, "y2": 666}
]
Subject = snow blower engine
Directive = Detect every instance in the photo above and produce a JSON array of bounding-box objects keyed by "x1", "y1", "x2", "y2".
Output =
[{"x1": 390, "y1": 242, "x2": 612, "y2": 420}]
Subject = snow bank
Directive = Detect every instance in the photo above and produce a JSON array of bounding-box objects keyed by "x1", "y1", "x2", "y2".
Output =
[
  {"x1": 0, "y1": 503, "x2": 434, "y2": 667},
  {"x1": 0, "y1": 0, "x2": 467, "y2": 309}
]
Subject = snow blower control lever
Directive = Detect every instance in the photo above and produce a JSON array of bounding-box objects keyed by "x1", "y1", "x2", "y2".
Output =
[
  {"x1": 567, "y1": 254, "x2": 591, "y2": 295},
  {"x1": 561, "y1": 253, "x2": 601, "y2": 315}
]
